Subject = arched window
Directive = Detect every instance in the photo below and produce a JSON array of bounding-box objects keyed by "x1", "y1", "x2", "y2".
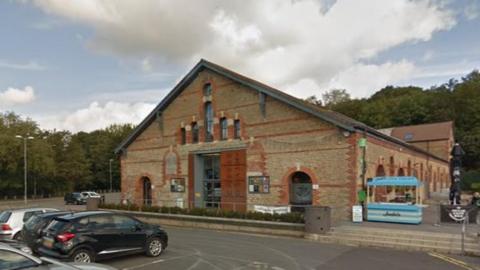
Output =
[
  {"x1": 220, "y1": 117, "x2": 228, "y2": 140},
  {"x1": 234, "y1": 119, "x2": 241, "y2": 139},
  {"x1": 192, "y1": 122, "x2": 199, "y2": 143},
  {"x1": 203, "y1": 83, "x2": 212, "y2": 96},
  {"x1": 389, "y1": 156, "x2": 395, "y2": 176},
  {"x1": 204, "y1": 102, "x2": 213, "y2": 142},
  {"x1": 180, "y1": 128, "x2": 186, "y2": 145},
  {"x1": 376, "y1": 165, "x2": 386, "y2": 177}
]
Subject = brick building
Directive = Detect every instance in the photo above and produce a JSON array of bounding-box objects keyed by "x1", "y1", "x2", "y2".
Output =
[{"x1": 115, "y1": 60, "x2": 450, "y2": 222}]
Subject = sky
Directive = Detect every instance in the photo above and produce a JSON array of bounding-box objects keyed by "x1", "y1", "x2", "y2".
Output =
[{"x1": 0, "y1": 0, "x2": 479, "y2": 133}]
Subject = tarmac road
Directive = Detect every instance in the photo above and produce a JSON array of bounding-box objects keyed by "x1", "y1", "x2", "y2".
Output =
[{"x1": 104, "y1": 227, "x2": 477, "y2": 270}]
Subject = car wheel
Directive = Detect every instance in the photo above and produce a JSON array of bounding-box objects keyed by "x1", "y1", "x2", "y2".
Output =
[
  {"x1": 72, "y1": 249, "x2": 94, "y2": 263},
  {"x1": 145, "y1": 237, "x2": 164, "y2": 257},
  {"x1": 13, "y1": 232, "x2": 22, "y2": 241}
]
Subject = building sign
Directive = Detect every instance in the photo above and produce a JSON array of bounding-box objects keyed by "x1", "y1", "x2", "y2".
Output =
[
  {"x1": 440, "y1": 205, "x2": 477, "y2": 223},
  {"x1": 170, "y1": 178, "x2": 185, "y2": 192},
  {"x1": 254, "y1": 205, "x2": 290, "y2": 214},
  {"x1": 248, "y1": 176, "x2": 270, "y2": 193},
  {"x1": 352, "y1": 205, "x2": 363, "y2": 222}
]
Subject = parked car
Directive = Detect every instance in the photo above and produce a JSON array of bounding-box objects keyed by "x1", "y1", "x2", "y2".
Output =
[
  {"x1": 80, "y1": 192, "x2": 105, "y2": 203},
  {"x1": 0, "y1": 208, "x2": 58, "y2": 240},
  {"x1": 64, "y1": 193, "x2": 86, "y2": 205},
  {"x1": 0, "y1": 241, "x2": 117, "y2": 270},
  {"x1": 22, "y1": 211, "x2": 73, "y2": 254},
  {"x1": 38, "y1": 211, "x2": 168, "y2": 263}
]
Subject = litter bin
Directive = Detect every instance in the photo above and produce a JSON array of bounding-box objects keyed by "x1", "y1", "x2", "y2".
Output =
[
  {"x1": 304, "y1": 206, "x2": 331, "y2": 234},
  {"x1": 86, "y1": 197, "x2": 101, "y2": 210}
]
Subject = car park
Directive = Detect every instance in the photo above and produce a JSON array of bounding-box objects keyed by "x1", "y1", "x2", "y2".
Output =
[
  {"x1": 0, "y1": 241, "x2": 117, "y2": 270},
  {"x1": 0, "y1": 208, "x2": 58, "y2": 240},
  {"x1": 38, "y1": 211, "x2": 168, "y2": 263},
  {"x1": 64, "y1": 193, "x2": 86, "y2": 205},
  {"x1": 22, "y1": 211, "x2": 73, "y2": 254}
]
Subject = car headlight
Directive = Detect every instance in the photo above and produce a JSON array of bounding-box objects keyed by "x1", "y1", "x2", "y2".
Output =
[{"x1": 20, "y1": 246, "x2": 32, "y2": 255}]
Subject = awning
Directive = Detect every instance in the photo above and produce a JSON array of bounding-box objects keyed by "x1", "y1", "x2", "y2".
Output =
[{"x1": 367, "y1": 176, "x2": 422, "y2": 187}]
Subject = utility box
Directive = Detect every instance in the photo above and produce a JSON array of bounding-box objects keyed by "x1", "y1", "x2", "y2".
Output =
[
  {"x1": 304, "y1": 206, "x2": 331, "y2": 234},
  {"x1": 86, "y1": 197, "x2": 100, "y2": 210}
]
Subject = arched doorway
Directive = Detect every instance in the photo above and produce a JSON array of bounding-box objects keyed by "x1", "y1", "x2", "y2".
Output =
[
  {"x1": 398, "y1": 168, "x2": 405, "y2": 176},
  {"x1": 142, "y1": 177, "x2": 152, "y2": 206},
  {"x1": 290, "y1": 172, "x2": 312, "y2": 211}
]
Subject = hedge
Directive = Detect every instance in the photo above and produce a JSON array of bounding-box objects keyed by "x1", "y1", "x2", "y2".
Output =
[{"x1": 99, "y1": 203, "x2": 304, "y2": 224}]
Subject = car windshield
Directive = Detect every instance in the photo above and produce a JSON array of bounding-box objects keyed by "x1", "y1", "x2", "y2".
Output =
[
  {"x1": 0, "y1": 212, "x2": 11, "y2": 223},
  {"x1": 24, "y1": 215, "x2": 42, "y2": 230},
  {"x1": 0, "y1": 250, "x2": 37, "y2": 270},
  {"x1": 45, "y1": 219, "x2": 71, "y2": 233}
]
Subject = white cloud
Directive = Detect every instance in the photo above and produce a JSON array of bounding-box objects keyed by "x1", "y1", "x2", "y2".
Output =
[
  {"x1": 327, "y1": 60, "x2": 416, "y2": 98},
  {"x1": 36, "y1": 101, "x2": 155, "y2": 132},
  {"x1": 31, "y1": 0, "x2": 455, "y2": 97},
  {"x1": 0, "y1": 86, "x2": 36, "y2": 106},
  {"x1": 0, "y1": 60, "x2": 47, "y2": 71},
  {"x1": 464, "y1": 0, "x2": 479, "y2": 20}
]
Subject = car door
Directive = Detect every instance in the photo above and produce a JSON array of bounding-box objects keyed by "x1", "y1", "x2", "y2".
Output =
[
  {"x1": 112, "y1": 215, "x2": 146, "y2": 251},
  {"x1": 80, "y1": 215, "x2": 120, "y2": 255}
]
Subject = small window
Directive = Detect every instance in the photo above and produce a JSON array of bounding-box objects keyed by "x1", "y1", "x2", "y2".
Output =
[
  {"x1": 220, "y1": 118, "x2": 228, "y2": 140},
  {"x1": 404, "y1": 132, "x2": 413, "y2": 141},
  {"x1": 180, "y1": 128, "x2": 186, "y2": 145},
  {"x1": 192, "y1": 122, "x2": 199, "y2": 143},
  {"x1": 203, "y1": 83, "x2": 212, "y2": 96},
  {"x1": 234, "y1": 119, "x2": 241, "y2": 139}
]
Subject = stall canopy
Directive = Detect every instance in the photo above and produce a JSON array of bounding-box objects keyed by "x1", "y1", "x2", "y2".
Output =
[{"x1": 367, "y1": 176, "x2": 422, "y2": 187}]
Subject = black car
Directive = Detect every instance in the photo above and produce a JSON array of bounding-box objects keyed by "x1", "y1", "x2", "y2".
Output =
[
  {"x1": 22, "y1": 211, "x2": 73, "y2": 253},
  {"x1": 64, "y1": 192, "x2": 86, "y2": 205},
  {"x1": 37, "y1": 211, "x2": 168, "y2": 263}
]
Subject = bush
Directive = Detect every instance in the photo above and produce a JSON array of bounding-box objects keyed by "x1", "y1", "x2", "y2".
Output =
[{"x1": 99, "y1": 203, "x2": 304, "y2": 223}]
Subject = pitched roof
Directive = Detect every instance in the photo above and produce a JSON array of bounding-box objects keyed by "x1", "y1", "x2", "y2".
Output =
[
  {"x1": 114, "y1": 59, "x2": 448, "y2": 163},
  {"x1": 387, "y1": 121, "x2": 453, "y2": 142}
]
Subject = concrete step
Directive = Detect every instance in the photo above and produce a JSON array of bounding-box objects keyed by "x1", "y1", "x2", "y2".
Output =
[
  {"x1": 327, "y1": 232, "x2": 480, "y2": 248},
  {"x1": 307, "y1": 234, "x2": 480, "y2": 256}
]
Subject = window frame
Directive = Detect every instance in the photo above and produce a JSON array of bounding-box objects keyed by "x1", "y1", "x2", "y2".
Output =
[
  {"x1": 192, "y1": 122, "x2": 199, "y2": 143},
  {"x1": 204, "y1": 102, "x2": 214, "y2": 142},
  {"x1": 180, "y1": 127, "x2": 186, "y2": 145},
  {"x1": 234, "y1": 119, "x2": 241, "y2": 139},
  {"x1": 220, "y1": 117, "x2": 228, "y2": 140},
  {"x1": 203, "y1": 83, "x2": 212, "y2": 96}
]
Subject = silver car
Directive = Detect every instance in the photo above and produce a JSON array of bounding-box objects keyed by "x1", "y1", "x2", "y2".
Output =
[
  {"x1": 0, "y1": 242, "x2": 117, "y2": 270},
  {"x1": 0, "y1": 208, "x2": 58, "y2": 240}
]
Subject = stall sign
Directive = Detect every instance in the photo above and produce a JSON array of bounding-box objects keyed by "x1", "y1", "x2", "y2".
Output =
[
  {"x1": 449, "y1": 207, "x2": 467, "y2": 222},
  {"x1": 440, "y1": 205, "x2": 477, "y2": 223},
  {"x1": 352, "y1": 205, "x2": 363, "y2": 223}
]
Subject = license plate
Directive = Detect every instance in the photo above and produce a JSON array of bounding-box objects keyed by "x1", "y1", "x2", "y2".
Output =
[{"x1": 43, "y1": 237, "x2": 54, "y2": 248}]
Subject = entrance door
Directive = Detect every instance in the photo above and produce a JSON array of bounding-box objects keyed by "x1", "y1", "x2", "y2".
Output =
[
  {"x1": 203, "y1": 155, "x2": 221, "y2": 208},
  {"x1": 290, "y1": 172, "x2": 312, "y2": 212},
  {"x1": 220, "y1": 150, "x2": 246, "y2": 212},
  {"x1": 142, "y1": 177, "x2": 152, "y2": 206}
]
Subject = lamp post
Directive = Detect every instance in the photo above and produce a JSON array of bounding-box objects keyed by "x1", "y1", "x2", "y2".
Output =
[
  {"x1": 109, "y1": 159, "x2": 113, "y2": 192},
  {"x1": 16, "y1": 135, "x2": 34, "y2": 205}
]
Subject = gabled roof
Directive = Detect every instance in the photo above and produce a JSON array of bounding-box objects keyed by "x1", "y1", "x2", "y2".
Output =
[
  {"x1": 386, "y1": 121, "x2": 453, "y2": 142},
  {"x1": 114, "y1": 59, "x2": 448, "y2": 163}
]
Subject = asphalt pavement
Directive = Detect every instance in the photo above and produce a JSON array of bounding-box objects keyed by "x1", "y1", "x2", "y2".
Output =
[
  {"x1": 104, "y1": 226, "x2": 477, "y2": 270},
  {"x1": 1, "y1": 196, "x2": 478, "y2": 270}
]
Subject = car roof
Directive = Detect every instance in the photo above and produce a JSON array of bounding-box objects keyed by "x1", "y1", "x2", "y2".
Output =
[
  {"x1": 55, "y1": 211, "x2": 114, "y2": 221},
  {"x1": 4, "y1": 208, "x2": 58, "y2": 213},
  {"x1": 36, "y1": 211, "x2": 73, "y2": 218}
]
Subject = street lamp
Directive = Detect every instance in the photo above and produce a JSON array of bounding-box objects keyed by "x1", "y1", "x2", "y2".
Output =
[
  {"x1": 16, "y1": 135, "x2": 34, "y2": 205},
  {"x1": 109, "y1": 159, "x2": 113, "y2": 192}
]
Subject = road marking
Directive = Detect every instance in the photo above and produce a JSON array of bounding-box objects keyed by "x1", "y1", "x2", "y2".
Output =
[
  {"x1": 428, "y1": 252, "x2": 475, "y2": 270},
  {"x1": 121, "y1": 259, "x2": 164, "y2": 270}
]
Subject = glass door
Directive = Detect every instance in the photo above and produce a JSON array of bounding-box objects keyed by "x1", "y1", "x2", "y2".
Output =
[{"x1": 203, "y1": 154, "x2": 220, "y2": 208}]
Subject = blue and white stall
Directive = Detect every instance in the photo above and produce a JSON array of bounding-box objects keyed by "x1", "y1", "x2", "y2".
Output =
[{"x1": 366, "y1": 177, "x2": 423, "y2": 224}]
